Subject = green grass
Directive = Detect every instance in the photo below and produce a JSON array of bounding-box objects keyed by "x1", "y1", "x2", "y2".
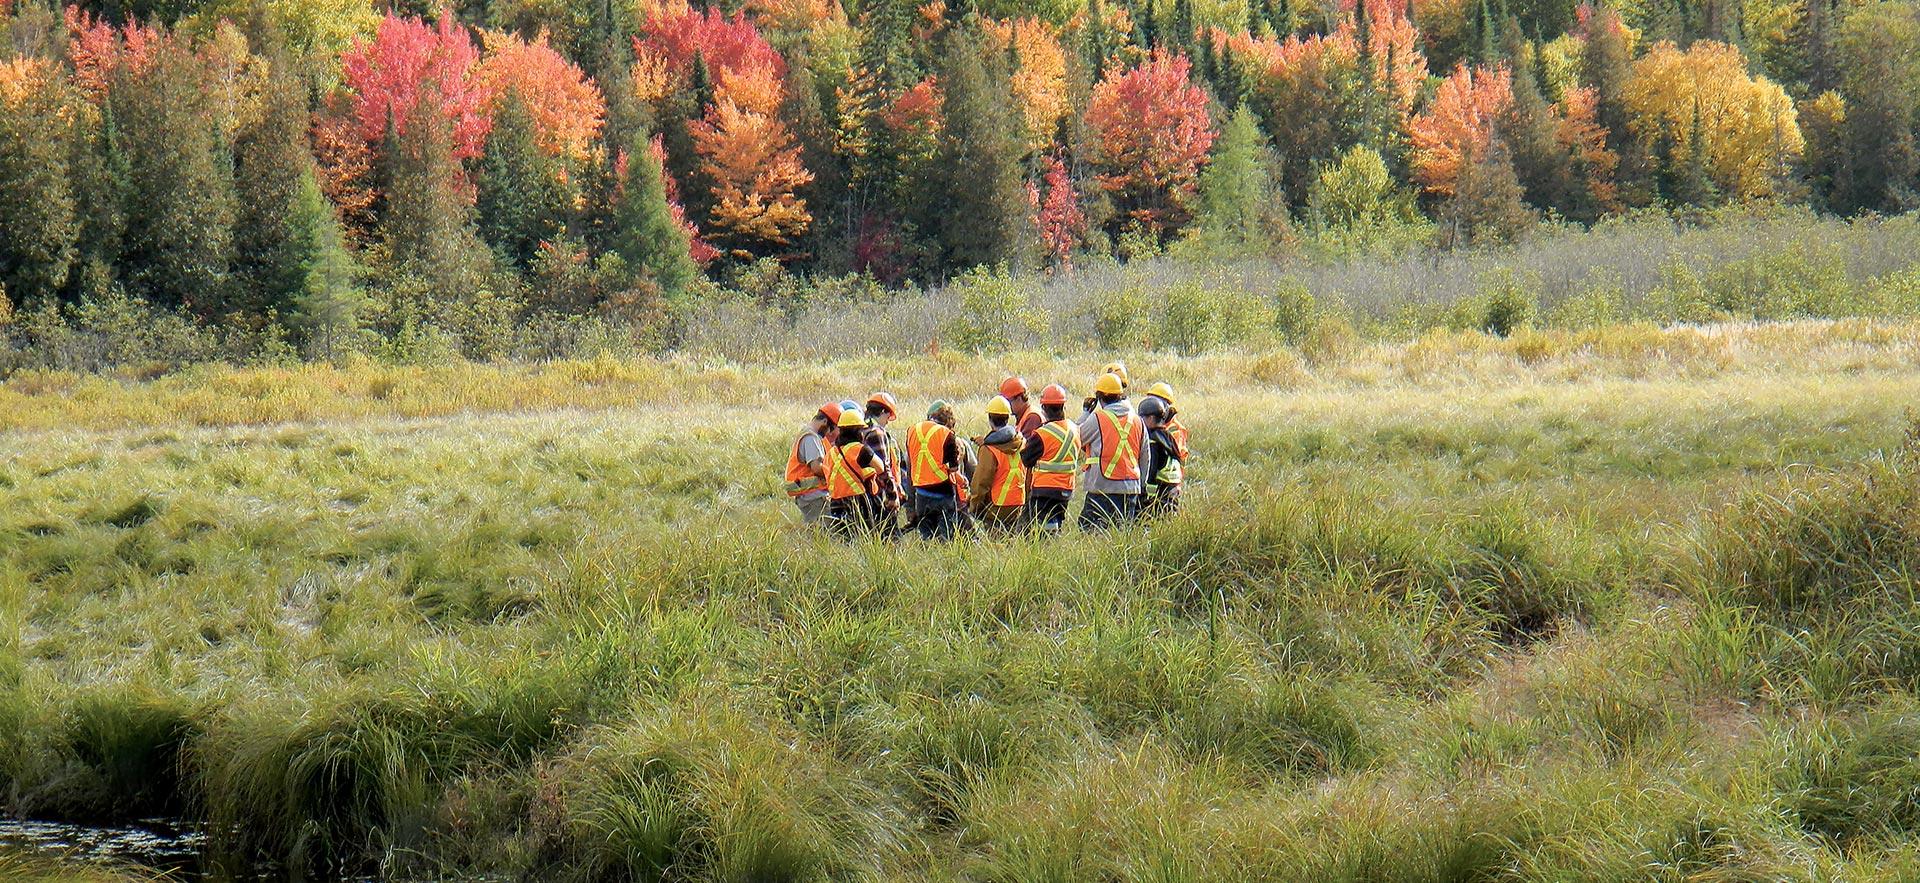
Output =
[{"x1": 10, "y1": 326, "x2": 1920, "y2": 878}]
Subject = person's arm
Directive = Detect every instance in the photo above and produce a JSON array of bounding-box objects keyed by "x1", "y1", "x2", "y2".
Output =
[
  {"x1": 968, "y1": 443, "x2": 997, "y2": 515},
  {"x1": 1020, "y1": 433, "x2": 1045, "y2": 469},
  {"x1": 941, "y1": 433, "x2": 959, "y2": 470}
]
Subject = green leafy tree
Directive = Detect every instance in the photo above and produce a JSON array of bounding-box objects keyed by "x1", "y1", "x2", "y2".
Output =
[
  {"x1": 1189, "y1": 104, "x2": 1281, "y2": 253},
  {"x1": 1833, "y1": 1, "x2": 1920, "y2": 213},
  {"x1": 930, "y1": 23, "x2": 1033, "y2": 272},
  {"x1": 476, "y1": 89, "x2": 572, "y2": 273},
  {"x1": 0, "y1": 60, "x2": 78, "y2": 306}
]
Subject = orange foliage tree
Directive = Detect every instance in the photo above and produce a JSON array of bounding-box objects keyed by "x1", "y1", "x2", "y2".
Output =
[
  {"x1": 1409, "y1": 63, "x2": 1514, "y2": 196},
  {"x1": 1086, "y1": 50, "x2": 1216, "y2": 235},
  {"x1": 984, "y1": 17, "x2": 1069, "y2": 152},
  {"x1": 64, "y1": 6, "x2": 165, "y2": 101},
  {"x1": 689, "y1": 71, "x2": 815, "y2": 255},
  {"x1": 475, "y1": 29, "x2": 604, "y2": 162}
]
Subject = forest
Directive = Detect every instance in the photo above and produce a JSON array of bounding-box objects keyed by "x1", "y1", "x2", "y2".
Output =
[{"x1": 0, "y1": 0, "x2": 1915, "y2": 365}]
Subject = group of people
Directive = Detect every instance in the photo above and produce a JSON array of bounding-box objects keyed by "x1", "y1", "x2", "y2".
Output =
[{"x1": 782, "y1": 362, "x2": 1191, "y2": 538}]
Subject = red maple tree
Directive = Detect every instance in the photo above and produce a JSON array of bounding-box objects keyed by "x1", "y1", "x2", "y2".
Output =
[
  {"x1": 475, "y1": 29, "x2": 604, "y2": 161},
  {"x1": 1086, "y1": 50, "x2": 1216, "y2": 234},
  {"x1": 341, "y1": 12, "x2": 493, "y2": 161},
  {"x1": 64, "y1": 6, "x2": 165, "y2": 101},
  {"x1": 1409, "y1": 63, "x2": 1514, "y2": 196},
  {"x1": 1027, "y1": 155, "x2": 1084, "y2": 273}
]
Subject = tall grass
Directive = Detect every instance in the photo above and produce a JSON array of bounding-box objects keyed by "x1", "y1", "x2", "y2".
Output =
[{"x1": 9, "y1": 325, "x2": 1920, "y2": 877}]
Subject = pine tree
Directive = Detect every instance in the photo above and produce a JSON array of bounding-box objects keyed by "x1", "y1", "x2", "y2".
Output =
[
  {"x1": 931, "y1": 23, "x2": 1033, "y2": 273},
  {"x1": 610, "y1": 130, "x2": 699, "y2": 296},
  {"x1": 476, "y1": 89, "x2": 571, "y2": 273},
  {"x1": 66, "y1": 98, "x2": 128, "y2": 299},
  {"x1": 0, "y1": 60, "x2": 78, "y2": 305},
  {"x1": 234, "y1": 75, "x2": 319, "y2": 322},
  {"x1": 1190, "y1": 104, "x2": 1278, "y2": 252},
  {"x1": 1580, "y1": 6, "x2": 1652, "y2": 206},
  {"x1": 115, "y1": 44, "x2": 237, "y2": 315},
  {"x1": 1499, "y1": 31, "x2": 1596, "y2": 220}
]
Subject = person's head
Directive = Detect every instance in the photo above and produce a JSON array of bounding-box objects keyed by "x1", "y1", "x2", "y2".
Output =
[
  {"x1": 985, "y1": 395, "x2": 1012, "y2": 429},
  {"x1": 1137, "y1": 395, "x2": 1169, "y2": 429},
  {"x1": 926, "y1": 400, "x2": 955, "y2": 429},
  {"x1": 815, "y1": 402, "x2": 842, "y2": 434},
  {"x1": 1038, "y1": 383, "x2": 1069, "y2": 422},
  {"x1": 1102, "y1": 361, "x2": 1130, "y2": 391},
  {"x1": 999, "y1": 376, "x2": 1030, "y2": 417},
  {"x1": 1094, "y1": 372, "x2": 1126, "y2": 405},
  {"x1": 866, "y1": 392, "x2": 898, "y2": 427}
]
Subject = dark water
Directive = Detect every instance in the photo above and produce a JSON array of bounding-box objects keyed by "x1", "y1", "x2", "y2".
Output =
[{"x1": 0, "y1": 817, "x2": 205, "y2": 877}]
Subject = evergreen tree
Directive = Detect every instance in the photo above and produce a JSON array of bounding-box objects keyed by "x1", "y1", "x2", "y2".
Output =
[
  {"x1": 1580, "y1": 6, "x2": 1652, "y2": 206},
  {"x1": 1441, "y1": 143, "x2": 1534, "y2": 247},
  {"x1": 234, "y1": 75, "x2": 319, "y2": 322},
  {"x1": 476, "y1": 89, "x2": 571, "y2": 273},
  {"x1": 1190, "y1": 104, "x2": 1278, "y2": 252},
  {"x1": 288, "y1": 169, "x2": 367, "y2": 359},
  {"x1": 1498, "y1": 29, "x2": 1597, "y2": 220},
  {"x1": 931, "y1": 23, "x2": 1033, "y2": 272},
  {"x1": 115, "y1": 44, "x2": 237, "y2": 316},
  {"x1": 0, "y1": 63, "x2": 78, "y2": 305},
  {"x1": 609, "y1": 129, "x2": 699, "y2": 296},
  {"x1": 381, "y1": 82, "x2": 493, "y2": 320},
  {"x1": 66, "y1": 99, "x2": 129, "y2": 300}
]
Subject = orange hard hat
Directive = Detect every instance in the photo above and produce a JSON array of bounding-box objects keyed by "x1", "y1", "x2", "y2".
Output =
[
  {"x1": 866, "y1": 391, "x2": 898, "y2": 416},
  {"x1": 999, "y1": 376, "x2": 1029, "y2": 399},
  {"x1": 1039, "y1": 383, "x2": 1070, "y2": 406},
  {"x1": 821, "y1": 402, "x2": 843, "y2": 423}
]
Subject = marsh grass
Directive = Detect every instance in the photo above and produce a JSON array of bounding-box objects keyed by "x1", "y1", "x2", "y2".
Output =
[{"x1": 10, "y1": 327, "x2": 1920, "y2": 877}]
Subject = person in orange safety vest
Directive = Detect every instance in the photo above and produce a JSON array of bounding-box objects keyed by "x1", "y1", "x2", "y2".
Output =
[
  {"x1": 1076, "y1": 371, "x2": 1144, "y2": 529},
  {"x1": 784, "y1": 402, "x2": 842, "y2": 525},
  {"x1": 825, "y1": 407, "x2": 882, "y2": 537},
  {"x1": 968, "y1": 395, "x2": 1028, "y2": 531},
  {"x1": 1020, "y1": 383, "x2": 1080, "y2": 531}
]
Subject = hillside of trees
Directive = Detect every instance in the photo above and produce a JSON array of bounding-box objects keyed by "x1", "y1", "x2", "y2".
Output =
[{"x1": 0, "y1": 0, "x2": 1915, "y2": 364}]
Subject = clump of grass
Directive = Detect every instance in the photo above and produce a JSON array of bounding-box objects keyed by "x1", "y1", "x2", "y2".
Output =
[
  {"x1": 1787, "y1": 695, "x2": 1920, "y2": 844},
  {"x1": 550, "y1": 699, "x2": 896, "y2": 881}
]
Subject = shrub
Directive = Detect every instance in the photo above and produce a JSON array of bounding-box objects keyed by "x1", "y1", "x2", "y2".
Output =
[
  {"x1": 1271, "y1": 279, "x2": 1320, "y2": 345},
  {"x1": 1546, "y1": 274, "x2": 1627, "y2": 330},
  {"x1": 1162, "y1": 283, "x2": 1272, "y2": 354},
  {"x1": 1087, "y1": 285, "x2": 1151, "y2": 350},
  {"x1": 943, "y1": 266, "x2": 1044, "y2": 354},
  {"x1": 1458, "y1": 269, "x2": 1538, "y2": 338}
]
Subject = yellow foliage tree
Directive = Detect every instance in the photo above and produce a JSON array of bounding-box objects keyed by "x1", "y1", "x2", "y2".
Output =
[
  {"x1": 984, "y1": 17, "x2": 1069, "y2": 152},
  {"x1": 690, "y1": 83, "x2": 815, "y2": 254},
  {"x1": 1621, "y1": 40, "x2": 1804, "y2": 201}
]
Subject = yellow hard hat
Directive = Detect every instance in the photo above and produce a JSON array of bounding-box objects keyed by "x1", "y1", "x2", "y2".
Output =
[
  {"x1": 837, "y1": 408, "x2": 867, "y2": 428},
  {"x1": 1102, "y1": 361, "x2": 1130, "y2": 388},
  {"x1": 1147, "y1": 382, "x2": 1175, "y2": 405},
  {"x1": 1094, "y1": 373, "x2": 1125, "y2": 396},
  {"x1": 985, "y1": 395, "x2": 1013, "y2": 417}
]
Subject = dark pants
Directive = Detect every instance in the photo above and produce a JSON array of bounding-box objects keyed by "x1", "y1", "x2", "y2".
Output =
[
  {"x1": 1030, "y1": 495, "x2": 1070, "y2": 531},
  {"x1": 1143, "y1": 485, "x2": 1181, "y2": 517},
  {"x1": 915, "y1": 491, "x2": 959, "y2": 540},
  {"x1": 828, "y1": 496, "x2": 879, "y2": 538},
  {"x1": 1079, "y1": 492, "x2": 1141, "y2": 530}
]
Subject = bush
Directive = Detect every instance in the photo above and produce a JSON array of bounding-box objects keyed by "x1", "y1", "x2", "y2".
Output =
[
  {"x1": 1271, "y1": 280, "x2": 1320, "y2": 345},
  {"x1": 1458, "y1": 269, "x2": 1538, "y2": 338},
  {"x1": 1087, "y1": 285, "x2": 1151, "y2": 350},
  {"x1": 1545, "y1": 274, "x2": 1627, "y2": 330},
  {"x1": 1162, "y1": 283, "x2": 1272, "y2": 355},
  {"x1": 943, "y1": 266, "x2": 1044, "y2": 354}
]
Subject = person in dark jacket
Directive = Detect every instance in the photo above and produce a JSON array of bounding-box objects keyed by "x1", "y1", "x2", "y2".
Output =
[{"x1": 1137, "y1": 395, "x2": 1184, "y2": 517}]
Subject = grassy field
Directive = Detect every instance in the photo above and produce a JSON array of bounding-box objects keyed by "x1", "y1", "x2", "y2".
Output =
[{"x1": 7, "y1": 319, "x2": 1920, "y2": 879}]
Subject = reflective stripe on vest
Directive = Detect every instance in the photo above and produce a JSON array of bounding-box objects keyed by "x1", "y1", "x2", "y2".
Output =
[
  {"x1": 989, "y1": 446, "x2": 1028, "y2": 507},
  {"x1": 1095, "y1": 408, "x2": 1143, "y2": 481},
  {"x1": 826, "y1": 441, "x2": 874, "y2": 500},
  {"x1": 785, "y1": 431, "x2": 825, "y2": 496},
  {"x1": 908, "y1": 421, "x2": 951, "y2": 486},
  {"x1": 1033, "y1": 421, "x2": 1078, "y2": 490}
]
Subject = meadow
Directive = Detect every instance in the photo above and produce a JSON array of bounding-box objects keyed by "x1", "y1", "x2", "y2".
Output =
[{"x1": 7, "y1": 319, "x2": 1920, "y2": 879}]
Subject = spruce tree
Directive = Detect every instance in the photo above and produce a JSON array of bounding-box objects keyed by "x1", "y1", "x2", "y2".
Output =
[
  {"x1": 115, "y1": 44, "x2": 238, "y2": 315},
  {"x1": 930, "y1": 22, "x2": 1033, "y2": 273},
  {"x1": 609, "y1": 129, "x2": 698, "y2": 297},
  {"x1": 0, "y1": 65, "x2": 78, "y2": 305},
  {"x1": 1499, "y1": 30, "x2": 1596, "y2": 221},
  {"x1": 476, "y1": 89, "x2": 571, "y2": 273},
  {"x1": 288, "y1": 170, "x2": 367, "y2": 360},
  {"x1": 67, "y1": 99, "x2": 130, "y2": 299},
  {"x1": 1191, "y1": 105, "x2": 1279, "y2": 253}
]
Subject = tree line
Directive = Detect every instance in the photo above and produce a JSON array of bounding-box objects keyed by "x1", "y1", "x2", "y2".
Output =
[{"x1": 0, "y1": 0, "x2": 1916, "y2": 361}]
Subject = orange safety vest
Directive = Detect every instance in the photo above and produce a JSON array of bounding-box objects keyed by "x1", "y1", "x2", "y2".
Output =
[
  {"x1": 1094, "y1": 408, "x2": 1144, "y2": 481},
  {"x1": 826, "y1": 441, "x2": 876, "y2": 500},
  {"x1": 907, "y1": 420, "x2": 953, "y2": 487},
  {"x1": 784, "y1": 431, "x2": 826, "y2": 497},
  {"x1": 988, "y1": 445, "x2": 1028, "y2": 507},
  {"x1": 1032, "y1": 420, "x2": 1079, "y2": 491},
  {"x1": 1168, "y1": 418, "x2": 1190, "y2": 461}
]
